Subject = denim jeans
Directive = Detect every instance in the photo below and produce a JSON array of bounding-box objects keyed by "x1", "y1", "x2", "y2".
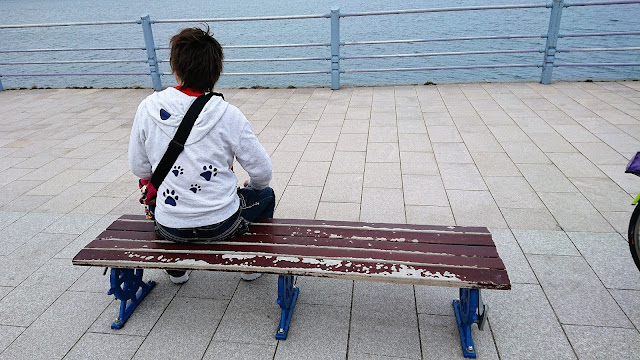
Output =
[
  {"x1": 155, "y1": 186, "x2": 276, "y2": 243},
  {"x1": 156, "y1": 186, "x2": 275, "y2": 278}
]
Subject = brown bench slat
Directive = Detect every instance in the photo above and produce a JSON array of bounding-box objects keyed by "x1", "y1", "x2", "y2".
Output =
[
  {"x1": 118, "y1": 214, "x2": 490, "y2": 234},
  {"x1": 108, "y1": 219, "x2": 152, "y2": 232},
  {"x1": 73, "y1": 248, "x2": 510, "y2": 289},
  {"x1": 83, "y1": 239, "x2": 506, "y2": 270},
  {"x1": 107, "y1": 219, "x2": 495, "y2": 246},
  {"x1": 257, "y1": 217, "x2": 491, "y2": 234},
  {"x1": 248, "y1": 225, "x2": 494, "y2": 246},
  {"x1": 99, "y1": 229, "x2": 161, "y2": 240},
  {"x1": 120, "y1": 214, "x2": 156, "y2": 220},
  {"x1": 97, "y1": 230, "x2": 501, "y2": 258}
]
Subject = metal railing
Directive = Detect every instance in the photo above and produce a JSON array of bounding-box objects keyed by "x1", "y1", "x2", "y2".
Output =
[{"x1": 0, "y1": 0, "x2": 639, "y2": 91}]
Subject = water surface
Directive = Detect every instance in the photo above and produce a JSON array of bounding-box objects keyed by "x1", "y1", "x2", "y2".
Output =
[{"x1": 1, "y1": 0, "x2": 638, "y2": 88}]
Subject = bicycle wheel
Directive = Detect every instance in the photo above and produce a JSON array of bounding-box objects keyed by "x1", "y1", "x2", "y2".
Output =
[{"x1": 627, "y1": 203, "x2": 640, "y2": 271}]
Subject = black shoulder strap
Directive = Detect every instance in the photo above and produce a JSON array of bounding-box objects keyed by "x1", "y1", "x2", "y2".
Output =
[{"x1": 150, "y1": 92, "x2": 217, "y2": 189}]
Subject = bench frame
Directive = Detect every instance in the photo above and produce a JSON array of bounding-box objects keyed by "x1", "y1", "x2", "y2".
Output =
[
  {"x1": 108, "y1": 268, "x2": 155, "y2": 329},
  {"x1": 105, "y1": 267, "x2": 488, "y2": 358}
]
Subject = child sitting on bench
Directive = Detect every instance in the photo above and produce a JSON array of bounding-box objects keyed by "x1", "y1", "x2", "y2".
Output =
[{"x1": 128, "y1": 26, "x2": 275, "y2": 284}]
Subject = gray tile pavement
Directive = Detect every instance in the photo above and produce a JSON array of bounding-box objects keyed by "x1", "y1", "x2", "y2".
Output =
[
  {"x1": 63, "y1": 332, "x2": 144, "y2": 360},
  {"x1": 484, "y1": 283, "x2": 577, "y2": 360},
  {"x1": 1, "y1": 81, "x2": 639, "y2": 359},
  {"x1": 203, "y1": 341, "x2": 276, "y2": 360},
  {"x1": 132, "y1": 297, "x2": 228, "y2": 360},
  {"x1": 419, "y1": 314, "x2": 499, "y2": 360},
  {"x1": 528, "y1": 254, "x2": 633, "y2": 328},
  {"x1": 274, "y1": 303, "x2": 350, "y2": 360},
  {"x1": 566, "y1": 325, "x2": 640, "y2": 360},
  {"x1": 349, "y1": 282, "x2": 421, "y2": 359}
]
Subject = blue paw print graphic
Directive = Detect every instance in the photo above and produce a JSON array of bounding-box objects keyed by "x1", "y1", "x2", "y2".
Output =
[
  {"x1": 163, "y1": 189, "x2": 179, "y2": 206},
  {"x1": 189, "y1": 184, "x2": 201, "y2": 193},
  {"x1": 172, "y1": 165, "x2": 183, "y2": 177},
  {"x1": 200, "y1": 165, "x2": 217, "y2": 181}
]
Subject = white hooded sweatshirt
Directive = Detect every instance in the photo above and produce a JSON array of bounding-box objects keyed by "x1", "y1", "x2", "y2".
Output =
[{"x1": 128, "y1": 87, "x2": 272, "y2": 229}]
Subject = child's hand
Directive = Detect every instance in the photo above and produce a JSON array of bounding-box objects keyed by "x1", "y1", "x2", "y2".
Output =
[{"x1": 243, "y1": 180, "x2": 249, "y2": 187}]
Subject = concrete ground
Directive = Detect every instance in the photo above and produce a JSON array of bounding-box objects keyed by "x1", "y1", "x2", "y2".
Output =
[{"x1": 0, "y1": 81, "x2": 639, "y2": 360}]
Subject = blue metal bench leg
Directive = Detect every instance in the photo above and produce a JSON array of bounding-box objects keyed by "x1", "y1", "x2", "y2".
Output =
[
  {"x1": 275, "y1": 275, "x2": 299, "y2": 340},
  {"x1": 107, "y1": 268, "x2": 156, "y2": 329},
  {"x1": 452, "y1": 288, "x2": 489, "y2": 359}
]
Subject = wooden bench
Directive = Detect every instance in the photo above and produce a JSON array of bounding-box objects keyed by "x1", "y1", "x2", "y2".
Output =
[{"x1": 72, "y1": 214, "x2": 510, "y2": 359}]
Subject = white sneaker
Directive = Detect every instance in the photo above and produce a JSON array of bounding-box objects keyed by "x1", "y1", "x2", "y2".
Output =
[
  {"x1": 240, "y1": 272, "x2": 262, "y2": 281},
  {"x1": 164, "y1": 270, "x2": 189, "y2": 284}
]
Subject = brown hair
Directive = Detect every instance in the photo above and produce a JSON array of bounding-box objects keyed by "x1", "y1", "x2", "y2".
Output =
[{"x1": 169, "y1": 26, "x2": 224, "y2": 93}]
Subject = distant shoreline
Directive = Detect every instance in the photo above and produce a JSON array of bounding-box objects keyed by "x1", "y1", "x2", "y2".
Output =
[{"x1": 3, "y1": 78, "x2": 639, "y2": 92}]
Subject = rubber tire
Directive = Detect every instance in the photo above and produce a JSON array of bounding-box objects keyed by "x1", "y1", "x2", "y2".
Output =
[{"x1": 627, "y1": 204, "x2": 640, "y2": 272}]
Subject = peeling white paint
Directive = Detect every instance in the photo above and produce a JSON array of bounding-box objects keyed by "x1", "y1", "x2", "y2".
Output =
[
  {"x1": 222, "y1": 254, "x2": 257, "y2": 261},
  {"x1": 378, "y1": 264, "x2": 461, "y2": 281},
  {"x1": 301, "y1": 258, "x2": 343, "y2": 267},
  {"x1": 349, "y1": 236, "x2": 376, "y2": 241},
  {"x1": 174, "y1": 259, "x2": 211, "y2": 266}
]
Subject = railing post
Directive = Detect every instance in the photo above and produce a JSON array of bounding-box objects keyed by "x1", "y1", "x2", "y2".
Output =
[
  {"x1": 140, "y1": 14, "x2": 162, "y2": 91},
  {"x1": 330, "y1": 6, "x2": 341, "y2": 90},
  {"x1": 541, "y1": 0, "x2": 564, "y2": 84}
]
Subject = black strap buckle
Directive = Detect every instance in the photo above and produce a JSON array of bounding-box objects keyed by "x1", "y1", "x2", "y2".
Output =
[{"x1": 168, "y1": 139, "x2": 184, "y2": 151}]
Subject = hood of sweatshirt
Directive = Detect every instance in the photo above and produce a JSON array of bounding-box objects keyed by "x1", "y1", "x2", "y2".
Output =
[{"x1": 143, "y1": 87, "x2": 229, "y2": 145}]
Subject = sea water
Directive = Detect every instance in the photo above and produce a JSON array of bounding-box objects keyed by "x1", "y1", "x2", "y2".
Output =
[{"x1": 0, "y1": 0, "x2": 638, "y2": 89}]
